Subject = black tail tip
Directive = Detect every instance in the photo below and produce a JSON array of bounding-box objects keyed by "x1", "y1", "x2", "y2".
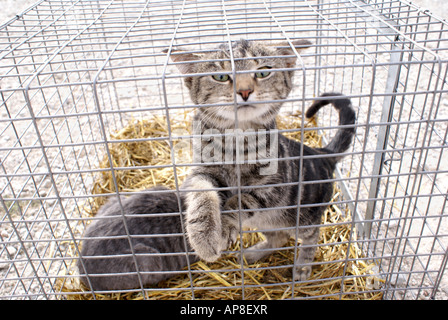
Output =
[
  {"x1": 305, "y1": 104, "x2": 319, "y2": 119},
  {"x1": 305, "y1": 92, "x2": 351, "y2": 118},
  {"x1": 305, "y1": 93, "x2": 342, "y2": 118}
]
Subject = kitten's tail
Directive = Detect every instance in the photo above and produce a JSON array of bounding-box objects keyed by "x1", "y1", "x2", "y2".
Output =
[{"x1": 306, "y1": 92, "x2": 356, "y2": 158}]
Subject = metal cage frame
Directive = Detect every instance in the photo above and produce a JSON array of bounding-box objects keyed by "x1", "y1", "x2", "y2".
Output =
[{"x1": 0, "y1": 0, "x2": 447, "y2": 300}]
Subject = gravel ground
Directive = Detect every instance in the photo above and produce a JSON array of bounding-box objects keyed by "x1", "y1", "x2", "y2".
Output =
[
  {"x1": 0, "y1": 0, "x2": 447, "y2": 300},
  {"x1": 0, "y1": 0, "x2": 37, "y2": 25}
]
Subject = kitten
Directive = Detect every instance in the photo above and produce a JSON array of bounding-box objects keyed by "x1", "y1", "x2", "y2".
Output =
[
  {"x1": 77, "y1": 186, "x2": 198, "y2": 291},
  {"x1": 167, "y1": 39, "x2": 356, "y2": 281}
]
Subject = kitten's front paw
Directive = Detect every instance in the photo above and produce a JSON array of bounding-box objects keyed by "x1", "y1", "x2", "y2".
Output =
[
  {"x1": 187, "y1": 226, "x2": 222, "y2": 262},
  {"x1": 294, "y1": 265, "x2": 312, "y2": 282}
]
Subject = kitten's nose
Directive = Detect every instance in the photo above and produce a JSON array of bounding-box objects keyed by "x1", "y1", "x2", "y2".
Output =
[{"x1": 237, "y1": 88, "x2": 253, "y2": 101}]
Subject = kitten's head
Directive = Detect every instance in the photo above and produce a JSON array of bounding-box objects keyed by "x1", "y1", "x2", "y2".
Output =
[{"x1": 166, "y1": 39, "x2": 311, "y2": 128}]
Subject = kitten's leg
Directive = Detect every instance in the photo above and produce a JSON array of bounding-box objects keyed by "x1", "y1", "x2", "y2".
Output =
[
  {"x1": 79, "y1": 244, "x2": 164, "y2": 290},
  {"x1": 133, "y1": 244, "x2": 167, "y2": 285},
  {"x1": 222, "y1": 192, "x2": 279, "y2": 249},
  {"x1": 243, "y1": 231, "x2": 290, "y2": 264},
  {"x1": 294, "y1": 225, "x2": 320, "y2": 281},
  {"x1": 223, "y1": 192, "x2": 289, "y2": 263},
  {"x1": 183, "y1": 175, "x2": 224, "y2": 262},
  {"x1": 221, "y1": 193, "x2": 255, "y2": 247}
]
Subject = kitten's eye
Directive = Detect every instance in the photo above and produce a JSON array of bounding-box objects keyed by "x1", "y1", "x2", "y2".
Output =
[
  {"x1": 212, "y1": 74, "x2": 230, "y2": 82},
  {"x1": 254, "y1": 67, "x2": 272, "y2": 79}
]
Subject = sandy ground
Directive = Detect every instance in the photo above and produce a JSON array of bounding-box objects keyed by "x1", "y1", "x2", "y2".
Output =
[{"x1": 0, "y1": 0, "x2": 37, "y2": 25}]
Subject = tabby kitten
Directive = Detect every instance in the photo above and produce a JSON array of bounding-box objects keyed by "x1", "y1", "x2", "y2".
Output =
[{"x1": 169, "y1": 39, "x2": 356, "y2": 281}]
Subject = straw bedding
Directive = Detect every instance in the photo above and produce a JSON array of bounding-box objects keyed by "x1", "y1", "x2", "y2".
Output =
[{"x1": 57, "y1": 110, "x2": 383, "y2": 300}]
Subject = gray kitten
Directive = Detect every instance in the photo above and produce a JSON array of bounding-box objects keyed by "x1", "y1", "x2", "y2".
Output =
[
  {"x1": 77, "y1": 187, "x2": 197, "y2": 291},
  {"x1": 169, "y1": 39, "x2": 356, "y2": 281}
]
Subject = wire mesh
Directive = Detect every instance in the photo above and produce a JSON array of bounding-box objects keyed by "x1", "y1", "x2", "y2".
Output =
[{"x1": 0, "y1": 0, "x2": 447, "y2": 300}]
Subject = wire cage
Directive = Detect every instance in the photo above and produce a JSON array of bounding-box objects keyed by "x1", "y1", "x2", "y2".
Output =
[{"x1": 1, "y1": 0, "x2": 447, "y2": 300}]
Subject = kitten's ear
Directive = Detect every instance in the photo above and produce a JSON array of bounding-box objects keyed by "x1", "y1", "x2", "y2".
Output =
[
  {"x1": 162, "y1": 48, "x2": 201, "y2": 74},
  {"x1": 273, "y1": 39, "x2": 312, "y2": 67}
]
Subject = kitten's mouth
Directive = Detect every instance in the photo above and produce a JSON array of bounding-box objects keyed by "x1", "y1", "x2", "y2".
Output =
[{"x1": 237, "y1": 104, "x2": 255, "y2": 109}]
